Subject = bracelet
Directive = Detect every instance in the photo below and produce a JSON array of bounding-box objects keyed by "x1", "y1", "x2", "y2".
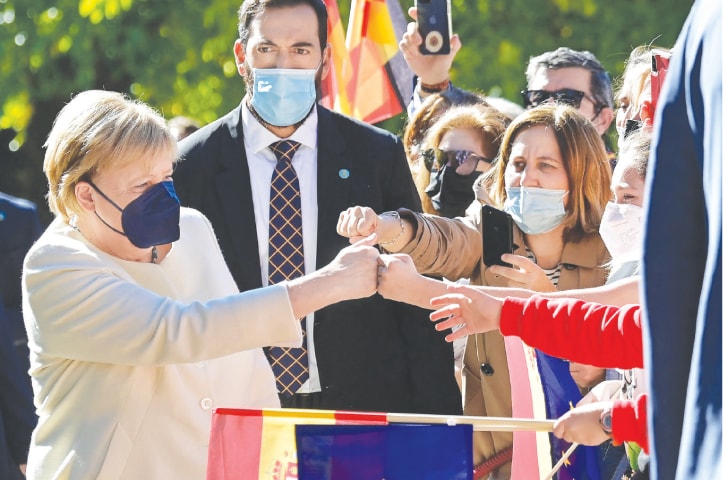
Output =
[
  {"x1": 419, "y1": 78, "x2": 450, "y2": 94},
  {"x1": 378, "y1": 211, "x2": 405, "y2": 246}
]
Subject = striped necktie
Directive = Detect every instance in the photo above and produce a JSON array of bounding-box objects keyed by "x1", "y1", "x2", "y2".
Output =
[{"x1": 266, "y1": 140, "x2": 309, "y2": 396}]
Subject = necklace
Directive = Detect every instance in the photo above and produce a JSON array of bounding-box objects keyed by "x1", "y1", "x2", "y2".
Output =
[{"x1": 150, "y1": 246, "x2": 158, "y2": 264}]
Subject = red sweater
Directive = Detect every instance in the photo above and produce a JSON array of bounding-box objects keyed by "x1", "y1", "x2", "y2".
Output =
[{"x1": 500, "y1": 295, "x2": 648, "y2": 451}]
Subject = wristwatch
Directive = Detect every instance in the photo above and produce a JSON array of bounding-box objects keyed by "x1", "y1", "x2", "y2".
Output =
[{"x1": 599, "y1": 407, "x2": 613, "y2": 437}]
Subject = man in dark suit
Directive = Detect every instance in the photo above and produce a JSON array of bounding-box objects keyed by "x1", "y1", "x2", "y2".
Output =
[
  {"x1": 642, "y1": 0, "x2": 721, "y2": 477},
  {"x1": 0, "y1": 192, "x2": 42, "y2": 376},
  {"x1": 0, "y1": 301, "x2": 36, "y2": 479},
  {"x1": 174, "y1": 0, "x2": 460, "y2": 414}
]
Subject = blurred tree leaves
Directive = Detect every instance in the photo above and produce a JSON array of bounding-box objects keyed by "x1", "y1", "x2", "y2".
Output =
[{"x1": 0, "y1": 0, "x2": 691, "y2": 224}]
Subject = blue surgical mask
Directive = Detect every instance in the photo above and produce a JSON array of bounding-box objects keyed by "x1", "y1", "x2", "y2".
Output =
[
  {"x1": 90, "y1": 181, "x2": 181, "y2": 248},
  {"x1": 503, "y1": 186, "x2": 568, "y2": 235},
  {"x1": 250, "y1": 68, "x2": 317, "y2": 127}
]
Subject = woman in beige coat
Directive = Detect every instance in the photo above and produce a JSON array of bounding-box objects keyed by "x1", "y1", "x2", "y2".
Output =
[
  {"x1": 338, "y1": 104, "x2": 612, "y2": 478},
  {"x1": 22, "y1": 90, "x2": 380, "y2": 480}
]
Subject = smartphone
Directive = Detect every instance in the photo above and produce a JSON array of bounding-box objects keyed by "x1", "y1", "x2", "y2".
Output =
[
  {"x1": 415, "y1": 0, "x2": 451, "y2": 55},
  {"x1": 482, "y1": 204, "x2": 514, "y2": 268},
  {"x1": 650, "y1": 53, "x2": 671, "y2": 114}
]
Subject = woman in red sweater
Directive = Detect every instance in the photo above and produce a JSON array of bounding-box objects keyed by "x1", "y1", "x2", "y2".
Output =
[{"x1": 427, "y1": 284, "x2": 648, "y2": 452}]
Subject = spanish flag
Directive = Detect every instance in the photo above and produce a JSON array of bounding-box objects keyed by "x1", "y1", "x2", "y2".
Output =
[
  {"x1": 344, "y1": 0, "x2": 413, "y2": 124},
  {"x1": 206, "y1": 408, "x2": 474, "y2": 479},
  {"x1": 205, "y1": 408, "x2": 387, "y2": 480},
  {"x1": 320, "y1": 0, "x2": 351, "y2": 114}
]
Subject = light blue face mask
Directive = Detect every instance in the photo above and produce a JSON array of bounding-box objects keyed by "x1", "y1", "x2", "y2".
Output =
[
  {"x1": 250, "y1": 67, "x2": 317, "y2": 127},
  {"x1": 503, "y1": 186, "x2": 568, "y2": 235}
]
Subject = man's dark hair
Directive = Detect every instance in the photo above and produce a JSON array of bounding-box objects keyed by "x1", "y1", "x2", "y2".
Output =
[
  {"x1": 237, "y1": 0, "x2": 328, "y2": 48},
  {"x1": 526, "y1": 47, "x2": 613, "y2": 112}
]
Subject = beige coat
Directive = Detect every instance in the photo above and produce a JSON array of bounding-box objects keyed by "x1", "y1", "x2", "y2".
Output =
[
  {"x1": 22, "y1": 209, "x2": 302, "y2": 480},
  {"x1": 398, "y1": 203, "x2": 609, "y2": 476}
]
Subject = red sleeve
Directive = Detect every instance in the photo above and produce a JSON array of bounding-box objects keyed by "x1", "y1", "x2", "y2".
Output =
[
  {"x1": 612, "y1": 394, "x2": 649, "y2": 452},
  {"x1": 499, "y1": 295, "x2": 643, "y2": 368}
]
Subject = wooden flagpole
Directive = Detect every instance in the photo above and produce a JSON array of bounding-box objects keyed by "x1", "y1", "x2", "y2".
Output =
[
  {"x1": 385, "y1": 412, "x2": 555, "y2": 432},
  {"x1": 544, "y1": 442, "x2": 579, "y2": 479}
]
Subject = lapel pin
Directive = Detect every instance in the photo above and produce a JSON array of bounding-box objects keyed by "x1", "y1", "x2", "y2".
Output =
[{"x1": 338, "y1": 169, "x2": 350, "y2": 179}]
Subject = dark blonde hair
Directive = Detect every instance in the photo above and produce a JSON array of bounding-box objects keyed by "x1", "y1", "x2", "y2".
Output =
[
  {"x1": 43, "y1": 90, "x2": 176, "y2": 222},
  {"x1": 617, "y1": 128, "x2": 651, "y2": 179},
  {"x1": 489, "y1": 105, "x2": 612, "y2": 242},
  {"x1": 616, "y1": 45, "x2": 672, "y2": 116},
  {"x1": 423, "y1": 104, "x2": 508, "y2": 165},
  {"x1": 403, "y1": 88, "x2": 487, "y2": 159}
]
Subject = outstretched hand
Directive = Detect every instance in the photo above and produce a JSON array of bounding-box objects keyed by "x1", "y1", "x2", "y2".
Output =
[
  {"x1": 376, "y1": 253, "x2": 421, "y2": 304},
  {"x1": 429, "y1": 283, "x2": 504, "y2": 342},
  {"x1": 337, "y1": 206, "x2": 381, "y2": 244},
  {"x1": 326, "y1": 234, "x2": 381, "y2": 300}
]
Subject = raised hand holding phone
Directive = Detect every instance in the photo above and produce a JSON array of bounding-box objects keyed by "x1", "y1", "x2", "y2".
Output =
[{"x1": 415, "y1": 0, "x2": 452, "y2": 55}]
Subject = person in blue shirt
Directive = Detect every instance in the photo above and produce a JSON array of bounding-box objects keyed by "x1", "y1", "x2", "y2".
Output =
[{"x1": 641, "y1": 0, "x2": 721, "y2": 477}]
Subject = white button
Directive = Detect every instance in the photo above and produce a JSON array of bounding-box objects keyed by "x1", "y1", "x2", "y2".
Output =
[{"x1": 200, "y1": 398, "x2": 213, "y2": 410}]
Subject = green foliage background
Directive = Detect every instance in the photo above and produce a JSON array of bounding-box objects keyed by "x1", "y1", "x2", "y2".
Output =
[{"x1": 0, "y1": 0, "x2": 691, "y2": 225}]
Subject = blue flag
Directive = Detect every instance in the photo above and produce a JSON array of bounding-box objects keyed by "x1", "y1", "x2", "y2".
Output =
[
  {"x1": 295, "y1": 423, "x2": 473, "y2": 480},
  {"x1": 536, "y1": 351, "x2": 602, "y2": 480}
]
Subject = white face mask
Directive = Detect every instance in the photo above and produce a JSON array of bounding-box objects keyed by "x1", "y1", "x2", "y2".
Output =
[{"x1": 599, "y1": 202, "x2": 645, "y2": 263}]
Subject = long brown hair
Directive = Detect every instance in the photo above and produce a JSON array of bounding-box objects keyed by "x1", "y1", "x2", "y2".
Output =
[{"x1": 489, "y1": 105, "x2": 612, "y2": 242}]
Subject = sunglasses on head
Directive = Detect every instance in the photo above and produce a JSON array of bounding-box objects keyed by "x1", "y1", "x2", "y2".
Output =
[
  {"x1": 435, "y1": 149, "x2": 493, "y2": 176},
  {"x1": 521, "y1": 88, "x2": 595, "y2": 109}
]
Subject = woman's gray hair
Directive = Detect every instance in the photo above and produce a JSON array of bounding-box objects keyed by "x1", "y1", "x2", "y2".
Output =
[{"x1": 526, "y1": 47, "x2": 613, "y2": 111}]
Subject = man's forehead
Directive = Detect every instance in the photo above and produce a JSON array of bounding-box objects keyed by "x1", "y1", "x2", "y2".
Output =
[
  {"x1": 247, "y1": 6, "x2": 320, "y2": 45},
  {"x1": 528, "y1": 66, "x2": 592, "y2": 93}
]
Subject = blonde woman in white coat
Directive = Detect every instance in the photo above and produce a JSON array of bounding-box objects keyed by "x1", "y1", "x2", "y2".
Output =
[{"x1": 22, "y1": 90, "x2": 379, "y2": 480}]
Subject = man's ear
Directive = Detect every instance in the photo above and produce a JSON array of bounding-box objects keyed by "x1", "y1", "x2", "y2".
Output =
[
  {"x1": 320, "y1": 43, "x2": 331, "y2": 81},
  {"x1": 594, "y1": 107, "x2": 615, "y2": 136},
  {"x1": 75, "y1": 182, "x2": 96, "y2": 212},
  {"x1": 233, "y1": 39, "x2": 246, "y2": 77}
]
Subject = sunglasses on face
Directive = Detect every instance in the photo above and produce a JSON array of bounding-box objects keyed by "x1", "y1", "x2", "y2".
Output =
[
  {"x1": 521, "y1": 88, "x2": 594, "y2": 109},
  {"x1": 435, "y1": 149, "x2": 493, "y2": 176}
]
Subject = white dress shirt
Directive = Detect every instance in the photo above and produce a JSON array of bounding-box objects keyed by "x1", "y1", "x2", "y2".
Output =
[{"x1": 241, "y1": 101, "x2": 321, "y2": 393}]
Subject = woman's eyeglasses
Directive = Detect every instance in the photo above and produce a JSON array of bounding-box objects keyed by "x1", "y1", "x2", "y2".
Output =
[
  {"x1": 422, "y1": 149, "x2": 493, "y2": 175},
  {"x1": 521, "y1": 88, "x2": 596, "y2": 110}
]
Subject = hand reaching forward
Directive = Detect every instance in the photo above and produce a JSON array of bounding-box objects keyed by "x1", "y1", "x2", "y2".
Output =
[
  {"x1": 337, "y1": 206, "x2": 381, "y2": 244},
  {"x1": 553, "y1": 401, "x2": 612, "y2": 447},
  {"x1": 324, "y1": 234, "x2": 381, "y2": 300},
  {"x1": 487, "y1": 254, "x2": 557, "y2": 292},
  {"x1": 377, "y1": 253, "x2": 422, "y2": 304},
  {"x1": 428, "y1": 284, "x2": 504, "y2": 342}
]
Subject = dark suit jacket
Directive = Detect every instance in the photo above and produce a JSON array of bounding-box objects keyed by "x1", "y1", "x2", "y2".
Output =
[
  {"x1": 174, "y1": 103, "x2": 461, "y2": 414},
  {"x1": 0, "y1": 192, "x2": 42, "y2": 375},
  {"x1": 642, "y1": 0, "x2": 721, "y2": 477},
  {"x1": 0, "y1": 301, "x2": 36, "y2": 476}
]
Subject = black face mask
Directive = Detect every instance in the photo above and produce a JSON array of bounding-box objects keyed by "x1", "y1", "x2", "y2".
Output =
[{"x1": 425, "y1": 165, "x2": 479, "y2": 218}]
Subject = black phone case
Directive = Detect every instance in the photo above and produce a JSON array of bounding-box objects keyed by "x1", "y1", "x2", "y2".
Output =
[
  {"x1": 416, "y1": 0, "x2": 451, "y2": 55},
  {"x1": 482, "y1": 204, "x2": 514, "y2": 268}
]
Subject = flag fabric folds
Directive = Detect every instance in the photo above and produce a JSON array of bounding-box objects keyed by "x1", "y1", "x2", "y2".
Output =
[
  {"x1": 321, "y1": 0, "x2": 413, "y2": 124},
  {"x1": 295, "y1": 423, "x2": 473, "y2": 480},
  {"x1": 344, "y1": 0, "x2": 413, "y2": 124},
  {"x1": 505, "y1": 336, "x2": 602, "y2": 479},
  {"x1": 536, "y1": 351, "x2": 601, "y2": 480},
  {"x1": 206, "y1": 408, "x2": 387, "y2": 480},
  {"x1": 320, "y1": 0, "x2": 351, "y2": 113}
]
